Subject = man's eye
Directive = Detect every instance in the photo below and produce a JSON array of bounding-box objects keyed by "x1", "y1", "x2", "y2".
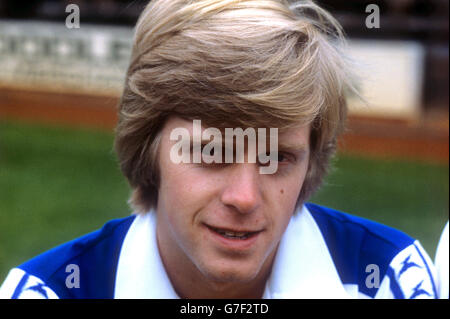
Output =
[
  {"x1": 200, "y1": 144, "x2": 229, "y2": 165},
  {"x1": 257, "y1": 152, "x2": 293, "y2": 166},
  {"x1": 277, "y1": 153, "x2": 287, "y2": 162},
  {"x1": 275, "y1": 152, "x2": 295, "y2": 163},
  {"x1": 202, "y1": 145, "x2": 224, "y2": 157},
  {"x1": 268, "y1": 152, "x2": 292, "y2": 162},
  {"x1": 203, "y1": 145, "x2": 215, "y2": 156}
]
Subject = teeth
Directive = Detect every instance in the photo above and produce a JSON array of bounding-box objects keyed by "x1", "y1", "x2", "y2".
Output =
[
  {"x1": 224, "y1": 231, "x2": 246, "y2": 237},
  {"x1": 215, "y1": 228, "x2": 251, "y2": 239}
]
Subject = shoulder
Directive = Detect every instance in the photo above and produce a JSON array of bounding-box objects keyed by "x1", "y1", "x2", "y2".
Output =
[
  {"x1": 0, "y1": 215, "x2": 136, "y2": 299},
  {"x1": 305, "y1": 203, "x2": 438, "y2": 299},
  {"x1": 305, "y1": 202, "x2": 415, "y2": 261}
]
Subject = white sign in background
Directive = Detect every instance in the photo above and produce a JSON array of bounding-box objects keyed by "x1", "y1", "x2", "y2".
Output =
[
  {"x1": 0, "y1": 20, "x2": 132, "y2": 96},
  {"x1": 346, "y1": 39, "x2": 425, "y2": 119},
  {"x1": 0, "y1": 21, "x2": 424, "y2": 118}
]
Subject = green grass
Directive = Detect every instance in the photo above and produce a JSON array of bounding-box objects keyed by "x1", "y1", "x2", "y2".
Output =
[
  {"x1": 0, "y1": 119, "x2": 448, "y2": 282},
  {"x1": 0, "y1": 120, "x2": 130, "y2": 281},
  {"x1": 310, "y1": 155, "x2": 449, "y2": 258}
]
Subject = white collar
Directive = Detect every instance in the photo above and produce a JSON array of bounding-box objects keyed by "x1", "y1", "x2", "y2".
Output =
[
  {"x1": 262, "y1": 205, "x2": 350, "y2": 298},
  {"x1": 114, "y1": 210, "x2": 179, "y2": 298},
  {"x1": 114, "y1": 206, "x2": 351, "y2": 299}
]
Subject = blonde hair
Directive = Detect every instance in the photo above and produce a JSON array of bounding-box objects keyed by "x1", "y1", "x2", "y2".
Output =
[{"x1": 115, "y1": 0, "x2": 358, "y2": 213}]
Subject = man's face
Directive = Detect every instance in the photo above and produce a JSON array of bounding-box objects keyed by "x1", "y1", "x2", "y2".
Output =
[{"x1": 156, "y1": 117, "x2": 310, "y2": 287}]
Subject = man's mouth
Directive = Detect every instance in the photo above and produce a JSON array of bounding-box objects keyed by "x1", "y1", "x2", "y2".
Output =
[{"x1": 206, "y1": 225, "x2": 261, "y2": 240}]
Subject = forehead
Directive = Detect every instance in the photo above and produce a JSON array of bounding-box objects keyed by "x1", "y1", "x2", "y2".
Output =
[{"x1": 161, "y1": 116, "x2": 311, "y2": 149}]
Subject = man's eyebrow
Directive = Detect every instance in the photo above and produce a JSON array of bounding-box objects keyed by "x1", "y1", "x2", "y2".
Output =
[
  {"x1": 277, "y1": 142, "x2": 308, "y2": 152},
  {"x1": 194, "y1": 139, "x2": 309, "y2": 152},
  {"x1": 186, "y1": 135, "x2": 308, "y2": 153}
]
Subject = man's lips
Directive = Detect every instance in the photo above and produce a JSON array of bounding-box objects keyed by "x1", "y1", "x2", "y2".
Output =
[
  {"x1": 203, "y1": 223, "x2": 263, "y2": 250},
  {"x1": 203, "y1": 223, "x2": 264, "y2": 235}
]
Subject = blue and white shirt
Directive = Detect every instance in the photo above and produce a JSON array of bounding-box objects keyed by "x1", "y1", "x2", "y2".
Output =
[{"x1": 0, "y1": 203, "x2": 438, "y2": 299}]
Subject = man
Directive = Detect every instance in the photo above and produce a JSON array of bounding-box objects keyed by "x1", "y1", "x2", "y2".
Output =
[
  {"x1": 435, "y1": 221, "x2": 449, "y2": 299},
  {"x1": 0, "y1": 0, "x2": 437, "y2": 299}
]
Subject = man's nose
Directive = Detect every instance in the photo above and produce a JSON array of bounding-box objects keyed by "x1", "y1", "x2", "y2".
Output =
[{"x1": 220, "y1": 163, "x2": 262, "y2": 214}]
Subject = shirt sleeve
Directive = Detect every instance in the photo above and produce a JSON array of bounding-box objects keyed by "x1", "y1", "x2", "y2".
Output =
[
  {"x1": 374, "y1": 240, "x2": 438, "y2": 299},
  {"x1": 0, "y1": 268, "x2": 59, "y2": 299}
]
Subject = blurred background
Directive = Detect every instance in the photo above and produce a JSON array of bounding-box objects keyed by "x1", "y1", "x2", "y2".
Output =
[{"x1": 0, "y1": 0, "x2": 448, "y2": 282}]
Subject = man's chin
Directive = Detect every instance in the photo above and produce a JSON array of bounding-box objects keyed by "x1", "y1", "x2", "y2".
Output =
[{"x1": 199, "y1": 263, "x2": 260, "y2": 285}]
